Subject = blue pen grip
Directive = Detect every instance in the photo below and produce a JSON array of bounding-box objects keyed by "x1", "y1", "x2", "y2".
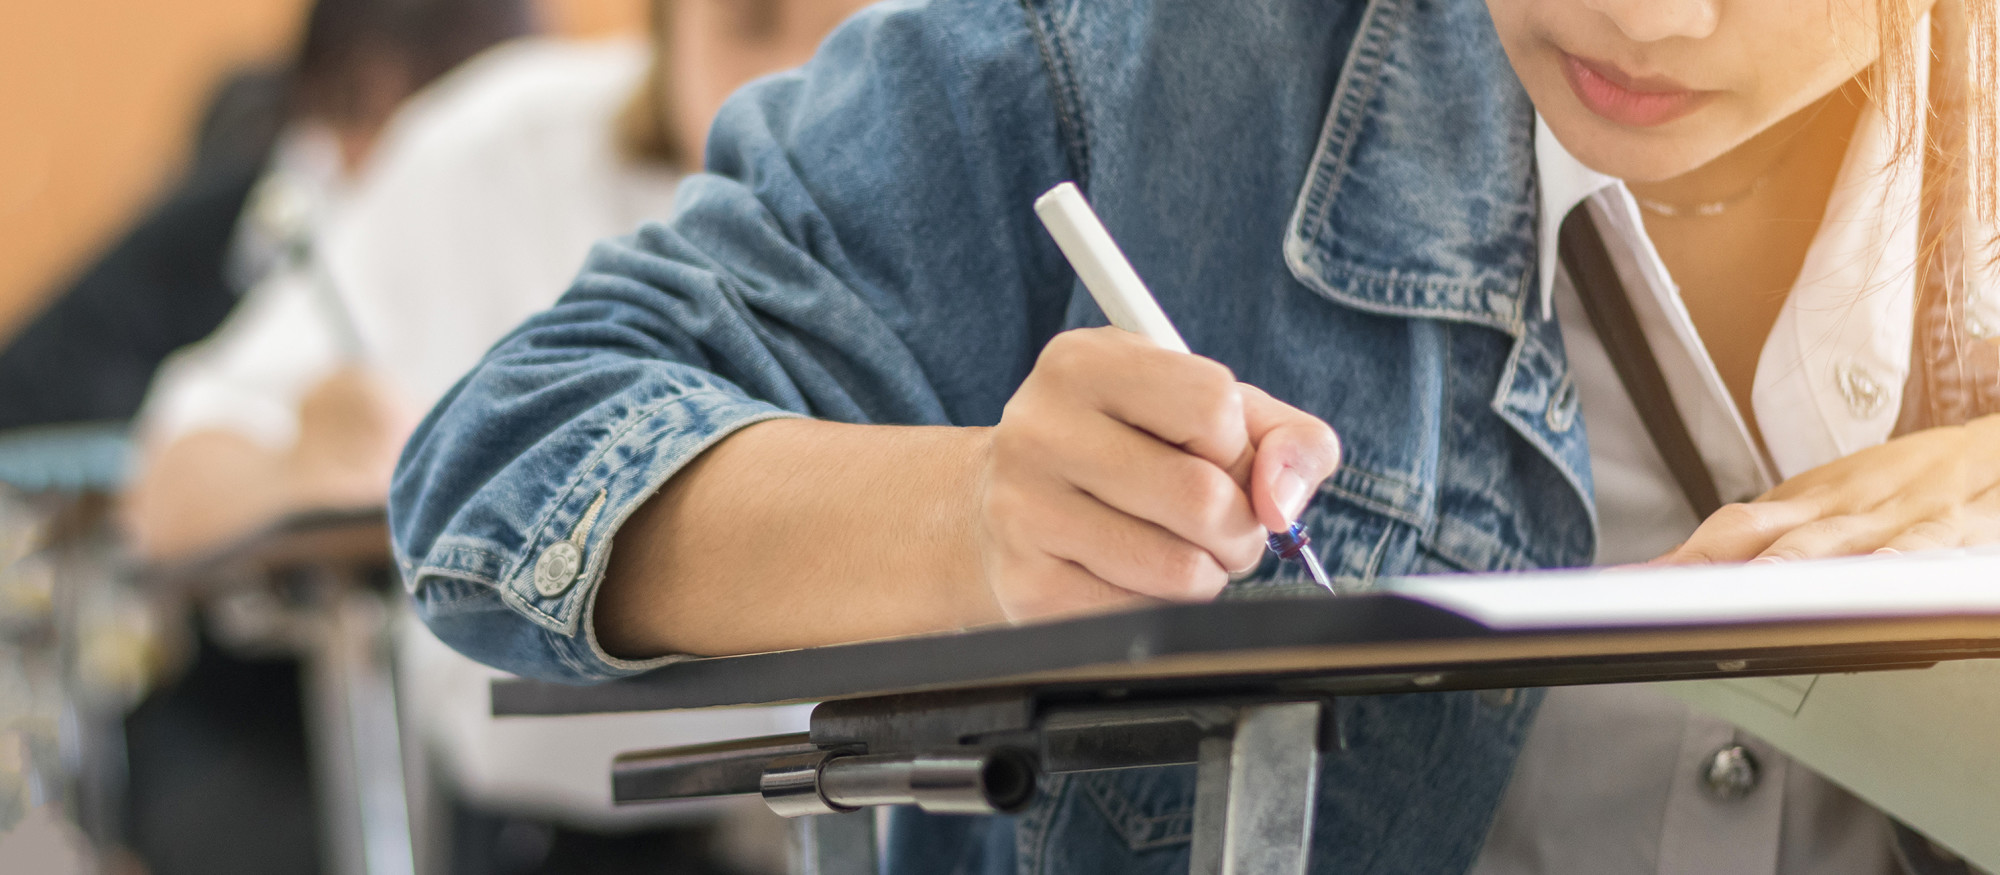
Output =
[{"x1": 1267, "y1": 522, "x2": 1311, "y2": 559}]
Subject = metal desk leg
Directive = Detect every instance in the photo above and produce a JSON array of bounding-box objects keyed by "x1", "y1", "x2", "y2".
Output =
[
  {"x1": 789, "y1": 809, "x2": 879, "y2": 875},
  {"x1": 1188, "y1": 702, "x2": 1322, "y2": 875},
  {"x1": 303, "y1": 581, "x2": 417, "y2": 875}
]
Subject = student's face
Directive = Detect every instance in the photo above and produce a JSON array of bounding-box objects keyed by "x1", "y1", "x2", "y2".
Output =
[{"x1": 1486, "y1": 0, "x2": 1911, "y2": 182}]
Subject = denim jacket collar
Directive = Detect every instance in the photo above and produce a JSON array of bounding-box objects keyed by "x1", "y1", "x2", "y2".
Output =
[{"x1": 1283, "y1": 0, "x2": 1542, "y2": 335}]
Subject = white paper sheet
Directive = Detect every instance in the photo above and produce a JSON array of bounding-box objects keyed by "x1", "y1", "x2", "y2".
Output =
[{"x1": 1388, "y1": 548, "x2": 2000, "y2": 629}]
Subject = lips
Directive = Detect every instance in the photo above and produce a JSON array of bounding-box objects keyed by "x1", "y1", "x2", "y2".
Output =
[{"x1": 1560, "y1": 52, "x2": 1712, "y2": 128}]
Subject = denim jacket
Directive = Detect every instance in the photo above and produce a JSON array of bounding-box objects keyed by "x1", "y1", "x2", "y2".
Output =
[{"x1": 391, "y1": 0, "x2": 1595, "y2": 871}]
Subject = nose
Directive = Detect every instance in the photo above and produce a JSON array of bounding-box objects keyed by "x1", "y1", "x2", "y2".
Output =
[{"x1": 1581, "y1": 0, "x2": 1719, "y2": 42}]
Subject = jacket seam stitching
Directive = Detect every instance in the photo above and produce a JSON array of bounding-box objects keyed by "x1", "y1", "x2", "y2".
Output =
[
  {"x1": 410, "y1": 563, "x2": 500, "y2": 588},
  {"x1": 1309, "y1": 263, "x2": 1519, "y2": 333},
  {"x1": 571, "y1": 406, "x2": 802, "y2": 669},
  {"x1": 1016, "y1": 0, "x2": 1090, "y2": 190},
  {"x1": 1358, "y1": 516, "x2": 1397, "y2": 587},
  {"x1": 1287, "y1": 0, "x2": 1402, "y2": 240},
  {"x1": 1424, "y1": 531, "x2": 1516, "y2": 575},
  {"x1": 499, "y1": 389, "x2": 750, "y2": 631},
  {"x1": 1323, "y1": 462, "x2": 1430, "y2": 528},
  {"x1": 1081, "y1": 775, "x2": 1193, "y2": 850},
  {"x1": 1491, "y1": 326, "x2": 1599, "y2": 536}
]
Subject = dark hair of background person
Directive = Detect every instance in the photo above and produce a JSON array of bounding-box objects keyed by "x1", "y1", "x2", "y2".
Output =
[
  {"x1": 292, "y1": 0, "x2": 539, "y2": 128},
  {"x1": 0, "y1": 0, "x2": 536, "y2": 437}
]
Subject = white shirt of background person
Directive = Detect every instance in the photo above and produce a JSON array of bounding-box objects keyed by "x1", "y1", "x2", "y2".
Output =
[{"x1": 138, "y1": 37, "x2": 806, "y2": 825}]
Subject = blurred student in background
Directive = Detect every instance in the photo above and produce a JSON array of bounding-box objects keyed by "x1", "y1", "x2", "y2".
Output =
[
  {"x1": 55, "y1": 5, "x2": 542, "y2": 875},
  {"x1": 121, "y1": 0, "x2": 874, "y2": 865},
  {"x1": 125, "y1": 0, "x2": 874, "y2": 561},
  {"x1": 0, "y1": 0, "x2": 534, "y2": 443}
]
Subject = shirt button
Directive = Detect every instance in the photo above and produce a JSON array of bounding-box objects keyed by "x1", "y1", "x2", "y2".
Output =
[
  {"x1": 533, "y1": 541, "x2": 584, "y2": 598},
  {"x1": 1967, "y1": 312, "x2": 1997, "y2": 341},
  {"x1": 1700, "y1": 744, "x2": 1761, "y2": 800},
  {"x1": 1834, "y1": 361, "x2": 1887, "y2": 418}
]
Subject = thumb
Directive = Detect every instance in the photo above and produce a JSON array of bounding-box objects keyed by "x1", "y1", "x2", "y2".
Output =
[{"x1": 1239, "y1": 385, "x2": 1341, "y2": 532}]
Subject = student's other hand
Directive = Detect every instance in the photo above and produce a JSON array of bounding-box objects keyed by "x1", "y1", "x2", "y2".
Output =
[
  {"x1": 124, "y1": 368, "x2": 412, "y2": 562},
  {"x1": 1654, "y1": 414, "x2": 2000, "y2": 564},
  {"x1": 978, "y1": 327, "x2": 1341, "y2": 621},
  {"x1": 287, "y1": 367, "x2": 414, "y2": 510}
]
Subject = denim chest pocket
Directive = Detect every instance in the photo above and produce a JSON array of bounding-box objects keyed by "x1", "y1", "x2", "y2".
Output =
[
  {"x1": 1219, "y1": 477, "x2": 1428, "y2": 596},
  {"x1": 1075, "y1": 765, "x2": 1199, "y2": 851}
]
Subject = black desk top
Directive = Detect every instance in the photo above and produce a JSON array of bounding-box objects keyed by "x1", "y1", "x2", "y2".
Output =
[{"x1": 494, "y1": 552, "x2": 2000, "y2": 717}]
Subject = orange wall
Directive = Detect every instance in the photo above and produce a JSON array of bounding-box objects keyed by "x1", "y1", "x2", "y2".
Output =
[
  {"x1": 543, "y1": 0, "x2": 651, "y2": 40},
  {"x1": 0, "y1": 0, "x2": 645, "y2": 343}
]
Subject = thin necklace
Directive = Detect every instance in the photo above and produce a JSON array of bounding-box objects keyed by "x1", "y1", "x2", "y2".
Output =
[
  {"x1": 1635, "y1": 97, "x2": 1836, "y2": 219},
  {"x1": 1633, "y1": 173, "x2": 1774, "y2": 218}
]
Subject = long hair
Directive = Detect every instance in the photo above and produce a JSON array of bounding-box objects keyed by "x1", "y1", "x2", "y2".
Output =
[
  {"x1": 1883, "y1": 0, "x2": 2000, "y2": 428},
  {"x1": 616, "y1": 0, "x2": 683, "y2": 168},
  {"x1": 615, "y1": 0, "x2": 790, "y2": 168}
]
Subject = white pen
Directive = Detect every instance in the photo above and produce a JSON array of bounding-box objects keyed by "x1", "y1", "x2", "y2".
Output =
[{"x1": 1033, "y1": 182, "x2": 1336, "y2": 593}]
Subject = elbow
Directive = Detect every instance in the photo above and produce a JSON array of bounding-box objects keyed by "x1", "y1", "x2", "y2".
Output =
[{"x1": 403, "y1": 572, "x2": 620, "y2": 685}]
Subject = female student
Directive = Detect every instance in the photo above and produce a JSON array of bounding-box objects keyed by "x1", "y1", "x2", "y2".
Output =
[{"x1": 390, "y1": 0, "x2": 2000, "y2": 872}]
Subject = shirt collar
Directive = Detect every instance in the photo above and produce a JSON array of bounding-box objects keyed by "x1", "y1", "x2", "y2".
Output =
[{"x1": 1532, "y1": 114, "x2": 1619, "y2": 320}]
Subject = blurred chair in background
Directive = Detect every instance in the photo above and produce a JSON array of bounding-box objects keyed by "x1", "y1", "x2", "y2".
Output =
[
  {"x1": 119, "y1": 1, "x2": 874, "y2": 874},
  {"x1": 0, "y1": 486, "x2": 143, "y2": 875}
]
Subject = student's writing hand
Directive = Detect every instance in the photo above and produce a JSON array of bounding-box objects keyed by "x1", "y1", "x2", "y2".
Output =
[
  {"x1": 288, "y1": 367, "x2": 415, "y2": 509},
  {"x1": 123, "y1": 367, "x2": 413, "y2": 562},
  {"x1": 978, "y1": 327, "x2": 1341, "y2": 621},
  {"x1": 1654, "y1": 414, "x2": 2000, "y2": 564}
]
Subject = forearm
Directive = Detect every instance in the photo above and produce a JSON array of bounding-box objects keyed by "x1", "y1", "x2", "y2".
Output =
[{"x1": 594, "y1": 418, "x2": 1002, "y2": 658}]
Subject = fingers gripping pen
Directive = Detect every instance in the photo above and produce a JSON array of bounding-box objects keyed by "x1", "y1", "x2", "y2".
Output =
[{"x1": 1033, "y1": 182, "x2": 1337, "y2": 594}]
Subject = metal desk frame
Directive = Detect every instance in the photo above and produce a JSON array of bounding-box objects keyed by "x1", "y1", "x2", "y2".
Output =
[
  {"x1": 148, "y1": 509, "x2": 423, "y2": 875},
  {"x1": 494, "y1": 578, "x2": 2000, "y2": 875}
]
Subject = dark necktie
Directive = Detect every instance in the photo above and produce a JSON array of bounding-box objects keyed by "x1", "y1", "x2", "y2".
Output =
[{"x1": 1558, "y1": 203, "x2": 1725, "y2": 519}]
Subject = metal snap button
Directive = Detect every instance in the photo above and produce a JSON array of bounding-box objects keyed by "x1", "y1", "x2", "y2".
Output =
[
  {"x1": 533, "y1": 541, "x2": 584, "y2": 598},
  {"x1": 1545, "y1": 375, "x2": 1578, "y2": 433},
  {"x1": 1700, "y1": 744, "x2": 1760, "y2": 800},
  {"x1": 1833, "y1": 361, "x2": 1887, "y2": 419}
]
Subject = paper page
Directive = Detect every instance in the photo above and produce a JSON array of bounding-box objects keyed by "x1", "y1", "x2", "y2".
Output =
[{"x1": 1387, "y1": 548, "x2": 2000, "y2": 630}]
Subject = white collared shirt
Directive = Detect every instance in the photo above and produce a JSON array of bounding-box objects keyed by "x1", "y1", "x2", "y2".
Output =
[{"x1": 1470, "y1": 93, "x2": 1942, "y2": 875}]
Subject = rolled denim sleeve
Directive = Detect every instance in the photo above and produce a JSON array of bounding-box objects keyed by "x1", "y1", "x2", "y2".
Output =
[{"x1": 389, "y1": 0, "x2": 1079, "y2": 682}]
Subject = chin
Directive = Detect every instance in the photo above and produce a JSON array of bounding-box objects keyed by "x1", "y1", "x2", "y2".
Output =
[{"x1": 1536, "y1": 106, "x2": 1738, "y2": 184}]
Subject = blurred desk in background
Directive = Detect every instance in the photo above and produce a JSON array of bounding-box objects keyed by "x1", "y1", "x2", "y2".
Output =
[
  {"x1": 146, "y1": 508, "x2": 811, "y2": 875},
  {"x1": 0, "y1": 424, "x2": 130, "y2": 495},
  {"x1": 147, "y1": 508, "x2": 414, "y2": 875}
]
